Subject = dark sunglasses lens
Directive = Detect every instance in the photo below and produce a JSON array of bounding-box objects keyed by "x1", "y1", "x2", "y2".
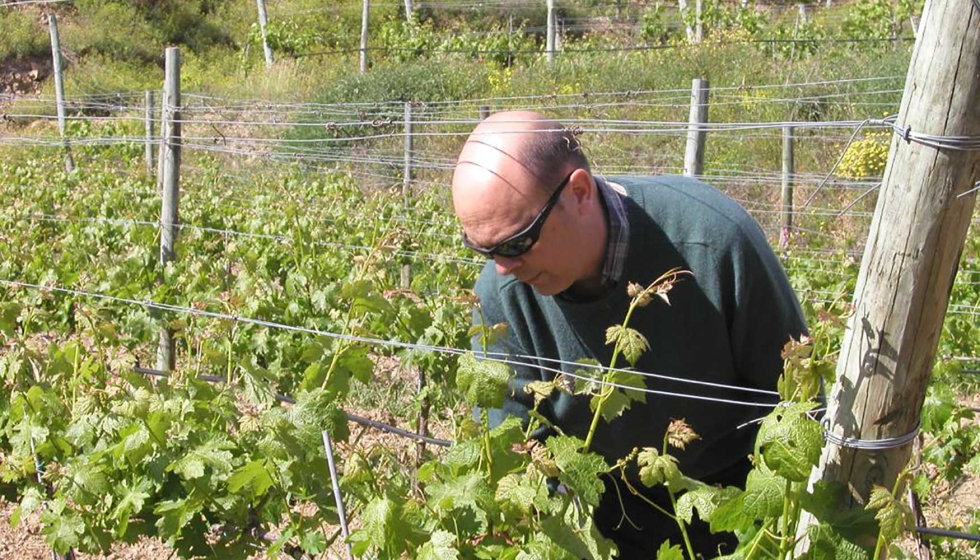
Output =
[{"x1": 494, "y1": 234, "x2": 535, "y2": 258}]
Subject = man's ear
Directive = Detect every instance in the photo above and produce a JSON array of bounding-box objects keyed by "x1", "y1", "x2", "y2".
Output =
[{"x1": 568, "y1": 169, "x2": 595, "y2": 210}]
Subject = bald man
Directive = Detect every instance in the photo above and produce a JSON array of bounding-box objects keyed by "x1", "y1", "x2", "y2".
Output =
[{"x1": 452, "y1": 111, "x2": 807, "y2": 557}]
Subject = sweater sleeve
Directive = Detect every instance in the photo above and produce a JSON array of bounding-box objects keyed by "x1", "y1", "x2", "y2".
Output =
[{"x1": 727, "y1": 223, "x2": 808, "y2": 391}]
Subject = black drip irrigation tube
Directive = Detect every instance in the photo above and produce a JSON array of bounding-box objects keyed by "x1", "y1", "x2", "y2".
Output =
[{"x1": 916, "y1": 526, "x2": 980, "y2": 543}]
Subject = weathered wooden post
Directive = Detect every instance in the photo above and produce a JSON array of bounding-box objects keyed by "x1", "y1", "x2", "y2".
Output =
[
  {"x1": 546, "y1": 0, "x2": 556, "y2": 64},
  {"x1": 157, "y1": 47, "x2": 182, "y2": 373},
  {"x1": 678, "y1": 0, "x2": 695, "y2": 43},
  {"x1": 156, "y1": 84, "x2": 166, "y2": 191},
  {"x1": 360, "y1": 0, "x2": 370, "y2": 74},
  {"x1": 401, "y1": 101, "x2": 431, "y2": 472},
  {"x1": 403, "y1": 0, "x2": 414, "y2": 23},
  {"x1": 479, "y1": 105, "x2": 490, "y2": 120},
  {"x1": 683, "y1": 78, "x2": 709, "y2": 178},
  {"x1": 401, "y1": 101, "x2": 413, "y2": 291},
  {"x1": 144, "y1": 91, "x2": 154, "y2": 177},
  {"x1": 255, "y1": 0, "x2": 274, "y2": 67},
  {"x1": 800, "y1": 0, "x2": 980, "y2": 544},
  {"x1": 403, "y1": 102, "x2": 413, "y2": 210},
  {"x1": 780, "y1": 125, "x2": 794, "y2": 248},
  {"x1": 47, "y1": 14, "x2": 74, "y2": 173},
  {"x1": 695, "y1": 0, "x2": 704, "y2": 43}
]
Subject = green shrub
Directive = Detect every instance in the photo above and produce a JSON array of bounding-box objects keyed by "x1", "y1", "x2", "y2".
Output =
[
  {"x1": 314, "y1": 58, "x2": 490, "y2": 104},
  {"x1": 842, "y1": 0, "x2": 924, "y2": 47},
  {"x1": 61, "y1": 2, "x2": 163, "y2": 63},
  {"x1": 63, "y1": 55, "x2": 159, "y2": 96},
  {"x1": 0, "y1": 10, "x2": 49, "y2": 60}
]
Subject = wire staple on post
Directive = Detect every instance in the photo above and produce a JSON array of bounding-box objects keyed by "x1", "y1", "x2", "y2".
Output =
[{"x1": 822, "y1": 418, "x2": 920, "y2": 450}]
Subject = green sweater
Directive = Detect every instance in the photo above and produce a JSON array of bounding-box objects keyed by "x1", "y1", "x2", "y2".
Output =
[{"x1": 473, "y1": 175, "x2": 807, "y2": 480}]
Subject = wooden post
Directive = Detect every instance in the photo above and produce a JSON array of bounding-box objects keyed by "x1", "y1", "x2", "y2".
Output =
[
  {"x1": 47, "y1": 14, "x2": 74, "y2": 173},
  {"x1": 157, "y1": 47, "x2": 182, "y2": 373},
  {"x1": 255, "y1": 0, "x2": 274, "y2": 67},
  {"x1": 403, "y1": 102, "x2": 413, "y2": 208},
  {"x1": 360, "y1": 0, "x2": 370, "y2": 74},
  {"x1": 402, "y1": 101, "x2": 413, "y2": 290},
  {"x1": 678, "y1": 0, "x2": 695, "y2": 43},
  {"x1": 479, "y1": 105, "x2": 490, "y2": 120},
  {"x1": 403, "y1": 0, "x2": 414, "y2": 22},
  {"x1": 414, "y1": 366, "x2": 430, "y2": 479},
  {"x1": 546, "y1": 0, "x2": 556, "y2": 64},
  {"x1": 144, "y1": 91, "x2": 154, "y2": 177},
  {"x1": 156, "y1": 84, "x2": 166, "y2": 191},
  {"x1": 798, "y1": 3, "x2": 809, "y2": 25},
  {"x1": 683, "y1": 78, "x2": 709, "y2": 178},
  {"x1": 695, "y1": 0, "x2": 703, "y2": 43},
  {"x1": 780, "y1": 126, "x2": 794, "y2": 248},
  {"x1": 801, "y1": 0, "x2": 980, "y2": 541}
]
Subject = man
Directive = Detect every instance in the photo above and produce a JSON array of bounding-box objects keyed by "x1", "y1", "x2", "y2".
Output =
[{"x1": 451, "y1": 111, "x2": 806, "y2": 557}]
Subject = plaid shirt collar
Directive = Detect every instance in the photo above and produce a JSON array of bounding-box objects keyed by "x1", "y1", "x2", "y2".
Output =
[{"x1": 595, "y1": 176, "x2": 630, "y2": 289}]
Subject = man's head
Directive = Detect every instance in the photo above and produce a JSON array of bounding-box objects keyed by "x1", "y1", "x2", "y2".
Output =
[{"x1": 451, "y1": 111, "x2": 607, "y2": 297}]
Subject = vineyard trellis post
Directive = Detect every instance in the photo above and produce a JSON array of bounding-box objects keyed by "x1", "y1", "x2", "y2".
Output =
[
  {"x1": 683, "y1": 78, "x2": 709, "y2": 178},
  {"x1": 780, "y1": 125, "x2": 794, "y2": 248},
  {"x1": 402, "y1": 101, "x2": 413, "y2": 291},
  {"x1": 144, "y1": 91, "x2": 154, "y2": 178},
  {"x1": 255, "y1": 0, "x2": 274, "y2": 68},
  {"x1": 695, "y1": 0, "x2": 704, "y2": 43},
  {"x1": 678, "y1": 0, "x2": 695, "y2": 43},
  {"x1": 546, "y1": 0, "x2": 556, "y2": 64},
  {"x1": 403, "y1": 0, "x2": 414, "y2": 23},
  {"x1": 47, "y1": 13, "x2": 74, "y2": 174},
  {"x1": 157, "y1": 47, "x2": 182, "y2": 373},
  {"x1": 360, "y1": 0, "x2": 370, "y2": 74},
  {"x1": 798, "y1": 0, "x2": 980, "y2": 546},
  {"x1": 156, "y1": 83, "x2": 166, "y2": 191},
  {"x1": 403, "y1": 102, "x2": 413, "y2": 212}
]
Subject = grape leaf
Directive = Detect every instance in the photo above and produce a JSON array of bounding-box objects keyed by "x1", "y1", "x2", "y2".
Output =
[
  {"x1": 806, "y1": 523, "x2": 870, "y2": 560},
  {"x1": 604, "y1": 325, "x2": 649, "y2": 366},
  {"x1": 637, "y1": 447, "x2": 680, "y2": 488},
  {"x1": 742, "y1": 467, "x2": 786, "y2": 519},
  {"x1": 112, "y1": 479, "x2": 152, "y2": 537},
  {"x1": 40, "y1": 504, "x2": 84, "y2": 553},
  {"x1": 591, "y1": 369, "x2": 647, "y2": 423},
  {"x1": 708, "y1": 491, "x2": 753, "y2": 533},
  {"x1": 541, "y1": 513, "x2": 616, "y2": 560},
  {"x1": 349, "y1": 496, "x2": 407, "y2": 557},
  {"x1": 656, "y1": 541, "x2": 685, "y2": 560},
  {"x1": 546, "y1": 436, "x2": 608, "y2": 507},
  {"x1": 675, "y1": 483, "x2": 731, "y2": 524},
  {"x1": 457, "y1": 353, "x2": 509, "y2": 409},
  {"x1": 227, "y1": 459, "x2": 275, "y2": 499},
  {"x1": 290, "y1": 387, "x2": 350, "y2": 444},
  {"x1": 866, "y1": 485, "x2": 912, "y2": 542},
  {"x1": 418, "y1": 530, "x2": 460, "y2": 560},
  {"x1": 755, "y1": 402, "x2": 822, "y2": 482},
  {"x1": 496, "y1": 473, "x2": 545, "y2": 517}
]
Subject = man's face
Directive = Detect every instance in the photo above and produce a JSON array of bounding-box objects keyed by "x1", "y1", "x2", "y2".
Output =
[{"x1": 453, "y1": 164, "x2": 584, "y2": 297}]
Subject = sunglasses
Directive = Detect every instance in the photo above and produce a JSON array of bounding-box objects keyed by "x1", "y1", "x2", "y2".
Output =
[{"x1": 462, "y1": 170, "x2": 575, "y2": 258}]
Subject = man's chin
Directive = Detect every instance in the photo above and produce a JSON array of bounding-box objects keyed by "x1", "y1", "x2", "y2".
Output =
[{"x1": 528, "y1": 277, "x2": 571, "y2": 297}]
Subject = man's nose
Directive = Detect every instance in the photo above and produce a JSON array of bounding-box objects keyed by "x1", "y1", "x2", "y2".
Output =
[{"x1": 493, "y1": 254, "x2": 522, "y2": 276}]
